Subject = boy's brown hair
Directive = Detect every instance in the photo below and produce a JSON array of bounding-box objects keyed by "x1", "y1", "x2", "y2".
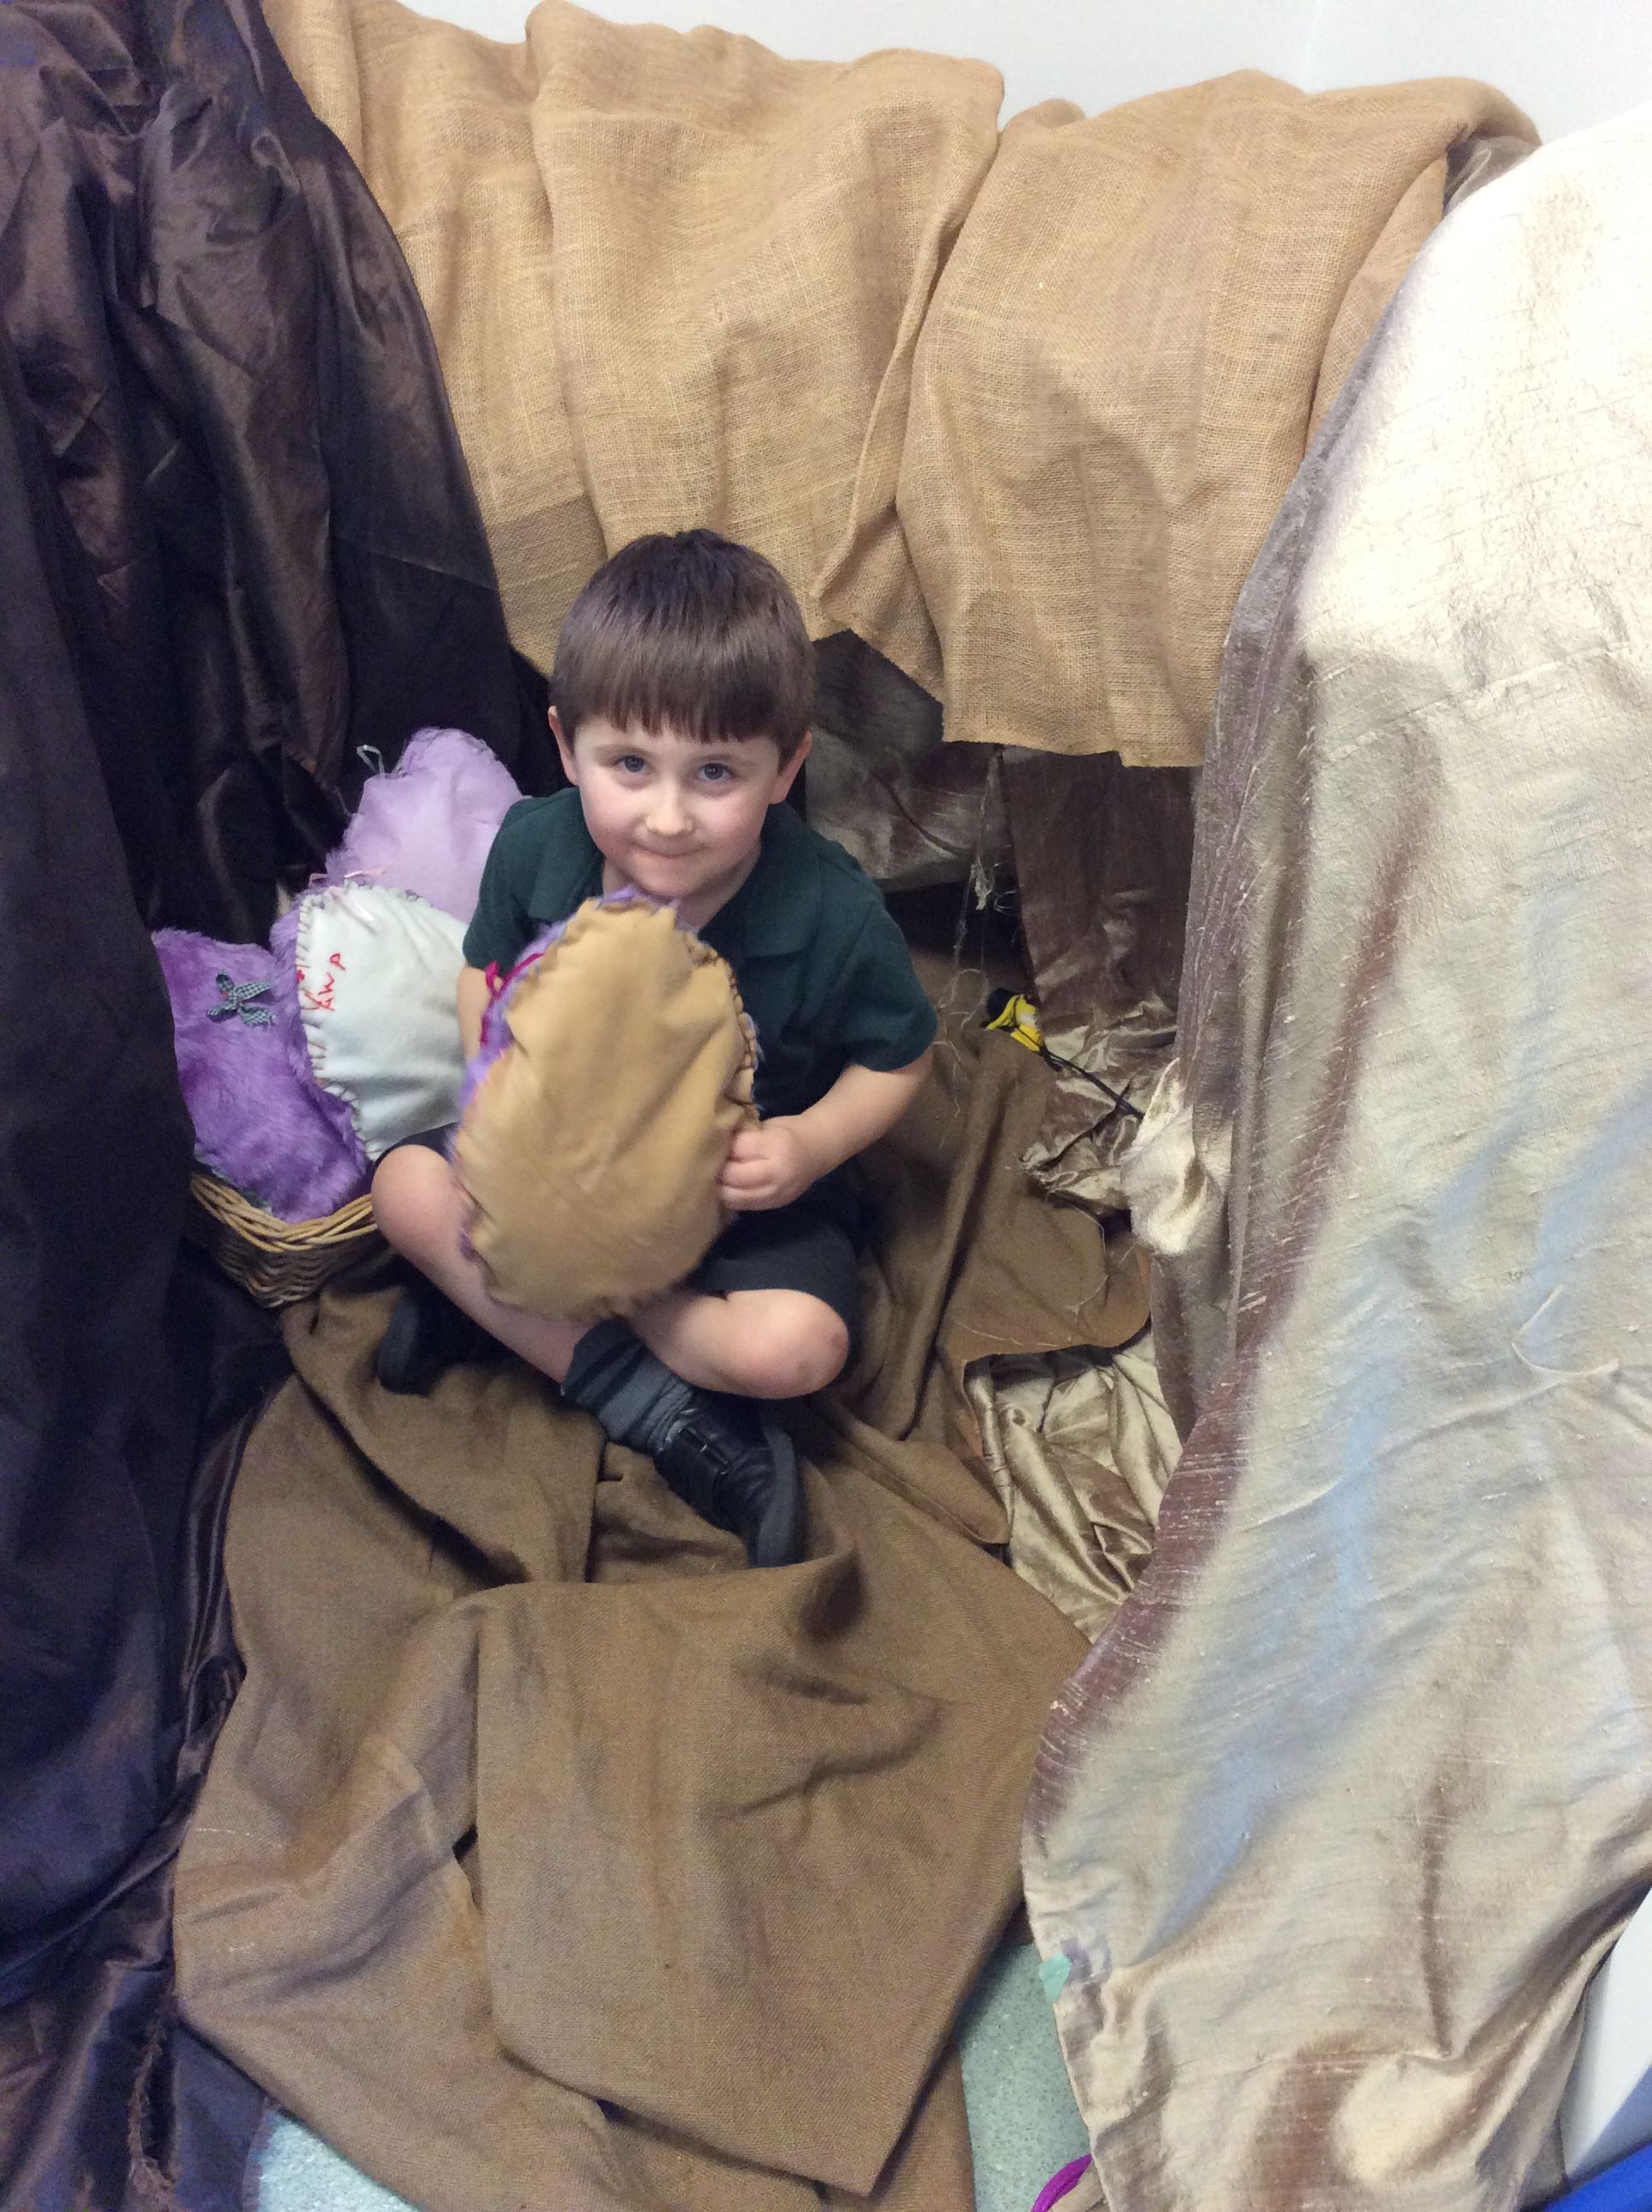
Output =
[{"x1": 553, "y1": 529, "x2": 812, "y2": 758}]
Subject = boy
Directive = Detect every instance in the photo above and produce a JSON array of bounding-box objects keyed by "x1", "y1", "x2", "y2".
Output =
[{"x1": 370, "y1": 530, "x2": 937, "y2": 1569}]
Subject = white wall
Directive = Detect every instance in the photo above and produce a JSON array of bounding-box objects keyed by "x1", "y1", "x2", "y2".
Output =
[
  {"x1": 521, "y1": 0, "x2": 1321, "y2": 125},
  {"x1": 411, "y1": 0, "x2": 1652, "y2": 146},
  {"x1": 1302, "y1": 0, "x2": 1652, "y2": 144}
]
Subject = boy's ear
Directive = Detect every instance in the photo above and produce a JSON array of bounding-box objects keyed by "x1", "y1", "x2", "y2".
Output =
[
  {"x1": 772, "y1": 728, "x2": 811, "y2": 802},
  {"x1": 549, "y1": 706, "x2": 579, "y2": 785}
]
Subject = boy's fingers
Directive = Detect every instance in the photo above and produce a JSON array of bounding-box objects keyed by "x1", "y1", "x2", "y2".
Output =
[{"x1": 718, "y1": 1159, "x2": 770, "y2": 1191}]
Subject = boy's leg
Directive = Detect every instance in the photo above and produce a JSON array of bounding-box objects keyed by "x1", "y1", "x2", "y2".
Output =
[
  {"x1": 374, "y1": 1150, "x2": 847, "y2": 1398},
  {"x1": 371, "y1": 1141, "x2": 586, "y2": 1383},
  {"x1": 370, "y1": 1144, "x2": 806, "y2": 1568},
  {"x1": 646, "y1": 1198, "x2": 860, "y2": 1400},
  {"x1": 633, "y1": 1286, "x2": 849, "y2": 1400}
]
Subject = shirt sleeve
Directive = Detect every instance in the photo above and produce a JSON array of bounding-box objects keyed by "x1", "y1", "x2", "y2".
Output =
[
  {"x1": 462, "y1": 803, "x2": 537, "y2": 972},
  {"x1": 827, "y1": 899, "x2": 939, "y2": 1073}
]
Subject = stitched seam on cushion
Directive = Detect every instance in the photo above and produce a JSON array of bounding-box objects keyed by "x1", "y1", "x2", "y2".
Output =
[{"x1": 296, "y1": 890, "x2": 369, "y2": 1150}]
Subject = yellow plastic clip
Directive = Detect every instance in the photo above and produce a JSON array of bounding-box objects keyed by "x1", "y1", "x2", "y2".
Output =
[{"x1": 985, "y1": 991, "x2": 1045, "y2": 1054}]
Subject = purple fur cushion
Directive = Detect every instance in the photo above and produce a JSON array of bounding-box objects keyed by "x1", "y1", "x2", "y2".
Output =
[
  {"x1": 154, "y1": 923, "x2": 369, "y2": 1222},
  {"x1": 322, "y1": 726, "x2": 523, "y2": 921}
]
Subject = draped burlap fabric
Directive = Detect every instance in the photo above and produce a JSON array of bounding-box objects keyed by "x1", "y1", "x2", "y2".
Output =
[
  {"x1": 457, "y1": 899, "x2": 757, "y2": 1321},
  {"x1": 263, "y1": 0, "x2": 1530, "y2": 766},
  {"x1": 262, "y1": 0, "x2": 611, "y2": 686},
  {"x1": 528, "y1": 10, "x2": 1001, "y2": 649},
  {"x1": 823, "y1": 73, "x2": 1536, "y2": 762},
  {"x1": 263, "y1": 0, "x2": 1000, "y2": 678},
  {"x1": 1024, "y1": 111, "x2": 1652, "y2": 2211}
]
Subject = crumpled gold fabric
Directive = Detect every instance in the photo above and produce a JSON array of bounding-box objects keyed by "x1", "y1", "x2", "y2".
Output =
[
  {"x1": 1024, "y1": 109, "x2": 1652, "y2": 2212},
  {"x1": 966, "y1": 1333, "x2": 1178, "y2": 1644}
]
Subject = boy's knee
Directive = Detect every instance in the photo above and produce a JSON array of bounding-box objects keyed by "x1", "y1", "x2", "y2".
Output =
[{"x1": 733, "y1": 1299, "x2": 850, "y2": 1400}]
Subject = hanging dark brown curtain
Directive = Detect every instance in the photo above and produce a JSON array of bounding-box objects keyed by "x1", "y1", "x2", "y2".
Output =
[
  {"x1": 0, "y1": 0, "x2": 544, "y2": 2198},
  {"x1": 0, "y1": 0, "x2": 549, "y2": 945}
]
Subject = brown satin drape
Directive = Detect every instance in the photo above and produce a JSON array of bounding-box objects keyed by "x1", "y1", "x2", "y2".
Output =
[{"x1": 0, "y1": 0, "x2": 539, "y2": 2196}]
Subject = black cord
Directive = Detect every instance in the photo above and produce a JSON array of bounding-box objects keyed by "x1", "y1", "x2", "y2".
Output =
[
  {"x1": 982, "y1": 988, "x2": 1143, "y2": 1121},
  {"x1": 1035, "y1": 1039, "x2": 1143, "y2": 1121}
]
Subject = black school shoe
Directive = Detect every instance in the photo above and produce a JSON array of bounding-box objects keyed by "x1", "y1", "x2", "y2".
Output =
[
  {"x1": 649, "y1": 1394, "x2": 805, "y2": 1569},
  {"x1": 542, "y1": 1318, "x2": 808, "y2": 1569},
  {"x1": 374, "y1": 1277, "x2": 489, "y2": 1394}
]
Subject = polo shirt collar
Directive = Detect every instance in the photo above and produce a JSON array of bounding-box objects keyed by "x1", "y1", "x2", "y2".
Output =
[{"x1": 708, "y1": 804, "x2": 820, "y2": 962}]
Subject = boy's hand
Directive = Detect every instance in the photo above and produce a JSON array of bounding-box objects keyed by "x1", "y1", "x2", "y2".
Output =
[{"x1": 719, "y1": 1120, "x2": 820, "y2": 1212}]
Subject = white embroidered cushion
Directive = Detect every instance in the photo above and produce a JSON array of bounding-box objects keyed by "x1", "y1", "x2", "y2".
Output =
[{"x1": 295, "y1": 884, "x2": 468, "y2": 1158}]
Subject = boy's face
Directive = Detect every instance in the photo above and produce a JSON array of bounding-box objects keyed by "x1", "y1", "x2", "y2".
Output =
[{"x1": 552, "y1": 713, "x2": 810, "y2": 921}]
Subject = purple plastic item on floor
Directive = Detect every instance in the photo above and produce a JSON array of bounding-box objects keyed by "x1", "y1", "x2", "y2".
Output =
[{"x1": 1031, "y1": 2155, "x2": 1092, "y2": 2211}]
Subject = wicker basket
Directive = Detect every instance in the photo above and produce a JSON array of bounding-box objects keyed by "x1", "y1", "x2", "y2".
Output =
[{"x1": 185, "y1": 1170, "x2": 382, "y2": 1308}]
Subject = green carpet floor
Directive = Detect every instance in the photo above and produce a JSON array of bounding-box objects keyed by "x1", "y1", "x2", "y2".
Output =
[{"x1": 254, "y1": 1939, "x2": 1089, "y2": 2212}]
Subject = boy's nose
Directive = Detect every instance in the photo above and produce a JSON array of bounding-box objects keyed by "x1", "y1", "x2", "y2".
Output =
[{"x1": 644, "y1": 785, "x2": 692, "y2": 838}]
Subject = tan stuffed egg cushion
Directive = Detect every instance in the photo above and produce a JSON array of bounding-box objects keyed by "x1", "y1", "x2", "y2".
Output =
[{"x1": 454, "y1": 895, "x2": 757, "y2": 1322}]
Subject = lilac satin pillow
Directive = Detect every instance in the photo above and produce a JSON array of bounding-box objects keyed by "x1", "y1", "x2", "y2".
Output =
[{"x1": 322, "y1": 726, "x2": 522, "y2": 920}]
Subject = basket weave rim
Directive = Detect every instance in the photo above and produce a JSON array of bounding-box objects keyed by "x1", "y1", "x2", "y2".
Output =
[{"x1": 189, "y1": 1168, "x2": 376, "y2": 1251}]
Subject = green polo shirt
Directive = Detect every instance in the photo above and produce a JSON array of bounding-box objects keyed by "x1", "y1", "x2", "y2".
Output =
[{"x1": 463, "y1": 792, "x2": 937, "y2": 1121}]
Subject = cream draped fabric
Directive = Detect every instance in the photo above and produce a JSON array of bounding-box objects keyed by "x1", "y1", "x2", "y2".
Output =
[{"x1": 1024, "y1": 108, "x2": 1652, "y2": 2212}]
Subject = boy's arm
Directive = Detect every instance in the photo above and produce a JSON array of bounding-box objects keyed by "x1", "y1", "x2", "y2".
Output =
[
  {"x1": 719, "y1": 1051, "x2": 932, "y2": 1214},
  {"x1": 457, "y1": 963, "x2": 491, "y2": 1062}
]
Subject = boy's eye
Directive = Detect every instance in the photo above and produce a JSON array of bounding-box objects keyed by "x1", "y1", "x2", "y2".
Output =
[
  {"x1": 699, "y1": 762, "x2": 734, "y2": 783},
  {"x1": 615, "y1": 755, "x2": 648, "y2": 774}
]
